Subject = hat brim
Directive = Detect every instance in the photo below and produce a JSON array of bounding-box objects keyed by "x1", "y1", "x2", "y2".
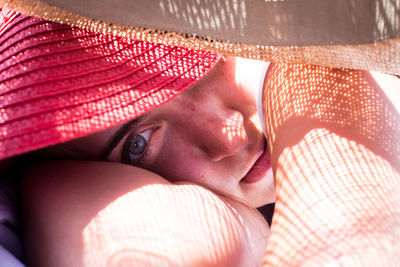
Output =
[
  {"x1": 0, "y1": 11, "x2": 220, "y2": 160},
  {"x1": 2, "y1": 0, "x2": 400, "y2": 74}
]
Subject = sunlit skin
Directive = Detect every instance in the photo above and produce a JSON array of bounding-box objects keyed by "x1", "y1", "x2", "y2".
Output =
[
  {"x1": 22, "y1": 161, "x2": 269, "y2": 267},
  {"x1": 49, "y1": 56, "x2": 275, "y2": 207},
  {"x1": 262, "y1": 63, "x2": 400, "y2": 265},
  {"x1": 20, "y1": 61, "x2": 400, "y2": 266},
  {"x1": 21, "y1": 56, "x2": 274, "y2": 267}
]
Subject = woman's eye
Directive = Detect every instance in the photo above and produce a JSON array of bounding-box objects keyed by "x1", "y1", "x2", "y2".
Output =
[{"x1": 123, "y1": 128, "x2": 153, "y2": 165}]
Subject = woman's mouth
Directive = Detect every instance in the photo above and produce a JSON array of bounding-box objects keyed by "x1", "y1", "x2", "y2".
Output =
[{"x1": 240, "y1": 141, "x2": 271, "y2": 184}]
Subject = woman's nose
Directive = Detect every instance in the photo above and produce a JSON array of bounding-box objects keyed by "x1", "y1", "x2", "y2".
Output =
[{"x1": 195, "y1": 110, "x2": 248, "y2": 161}]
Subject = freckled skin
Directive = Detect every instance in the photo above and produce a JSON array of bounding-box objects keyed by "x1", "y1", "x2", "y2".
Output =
[
  {"x1": 20, "y1": 57, "x2": 273, "y2": 267},
  {"x1": 56, "y1": 57, "x2": 275, "y2": 207},
  {"x1": 130, "y1": 57, "x2": 275, "y2": 207}
]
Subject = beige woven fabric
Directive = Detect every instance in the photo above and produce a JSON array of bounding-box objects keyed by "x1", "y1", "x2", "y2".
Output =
[{"x1": 1, "y1": 0, "x2": 400, "y2": 75}]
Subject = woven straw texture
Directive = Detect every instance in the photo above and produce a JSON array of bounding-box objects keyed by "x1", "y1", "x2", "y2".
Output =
[
  {"x1": 0, "y1": 9, "x2": 220, "y2": 159},
  {"x1": 1, "y1": 0, "x2": 400, "y2": 75}
]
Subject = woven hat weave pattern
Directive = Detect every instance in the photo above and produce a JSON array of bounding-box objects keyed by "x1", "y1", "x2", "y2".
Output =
[
  {"x1": 1, "y1": 0, "x2": 399, "y2": 75},
  {"x1": 0, "y1": 9, "x2": 220, "y2": 160}
]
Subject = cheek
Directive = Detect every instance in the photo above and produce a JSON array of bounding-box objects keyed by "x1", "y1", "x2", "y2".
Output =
[
  {"x1": 144, "y1": 131, "x2": 206, "y2": 183},
  {"x1": 153, "y1": 151, "x2": 211, "y2": 184}
]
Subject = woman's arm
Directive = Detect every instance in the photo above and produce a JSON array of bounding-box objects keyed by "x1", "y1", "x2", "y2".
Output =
[
  {"x1": 262, "y1": 64, "x2": 400, "y2": 265},
  {"x1": 21, "y1": 161, "x2": 268, "y2": 267}
]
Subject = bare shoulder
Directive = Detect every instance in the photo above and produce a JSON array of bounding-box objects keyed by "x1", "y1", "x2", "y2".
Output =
[{"x1": 21, "y1": 161, "x2": 268, "y2": 267}]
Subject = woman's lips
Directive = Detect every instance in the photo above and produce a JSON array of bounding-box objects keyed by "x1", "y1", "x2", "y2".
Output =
[{"x1": 241, "y1": 142, "x2": 271, "y2": 184}]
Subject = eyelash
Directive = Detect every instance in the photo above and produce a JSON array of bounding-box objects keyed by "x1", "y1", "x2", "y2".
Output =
[{"x1": 122, "y1": 127, "x2": 156, "y2": 166}]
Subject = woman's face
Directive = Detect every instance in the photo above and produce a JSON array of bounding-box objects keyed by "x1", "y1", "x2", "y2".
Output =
[{"x1": 59, "y1": 57, "x2": 275, "y2": 207}]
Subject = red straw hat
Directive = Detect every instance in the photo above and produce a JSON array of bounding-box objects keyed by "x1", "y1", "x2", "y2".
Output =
[
  {"x1": 2, "y1": 0, "x2": 399, "y2": 160},
  {"x1": 0, "y1": 8, "x2": 220, "y2": 160}
]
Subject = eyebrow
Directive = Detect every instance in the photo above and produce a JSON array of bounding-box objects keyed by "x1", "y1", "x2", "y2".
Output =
[{"x1": 101, "y1": 114, "x2": 148, "y2": 160}]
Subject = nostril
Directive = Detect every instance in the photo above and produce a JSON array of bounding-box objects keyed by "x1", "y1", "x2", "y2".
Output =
[{"x1": 205, "y1": 138, "x2": 247, "y2": 161}]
